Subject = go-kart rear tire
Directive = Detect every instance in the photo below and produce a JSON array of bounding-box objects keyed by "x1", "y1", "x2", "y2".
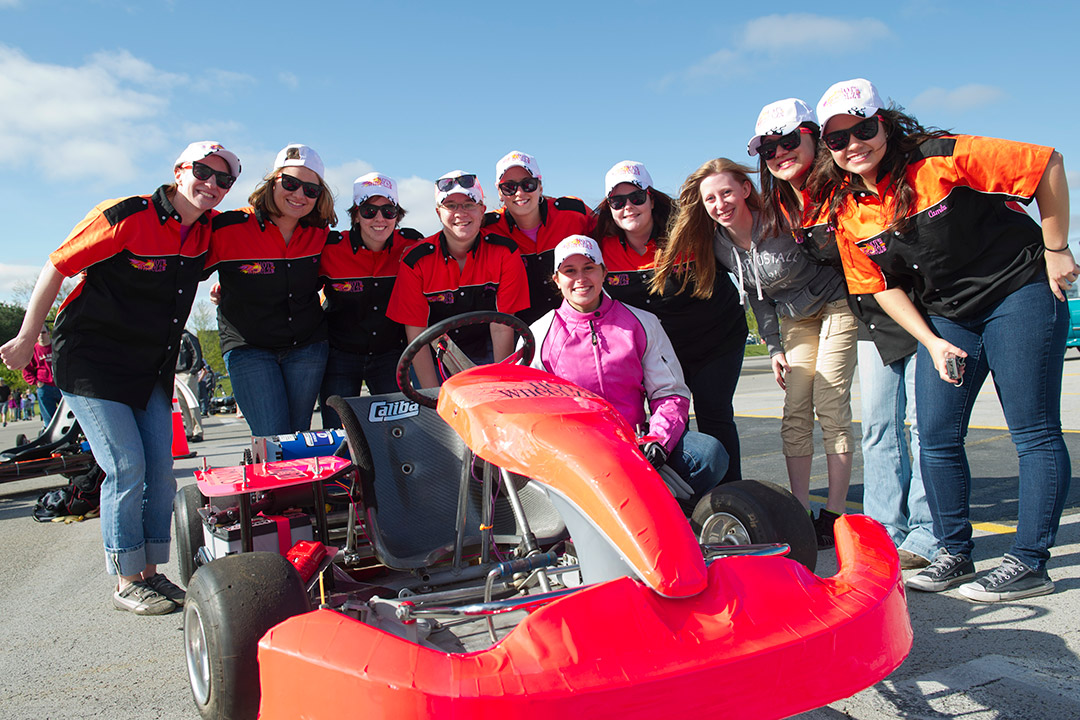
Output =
[
  {"x1": 690, "y1": 479, "x2": 817, "y2": 572},
  {"x1": 174, "y1": 484, "x2": 206, "y2": 587},
  {"x1": 184, "y1": 552, "x2": 310, "y2": 720}
]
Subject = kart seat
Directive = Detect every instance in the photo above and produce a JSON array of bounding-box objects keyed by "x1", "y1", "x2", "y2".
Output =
[
  {"x1": 0, "y1": 397, "x2": 82, "y2": 463},
  {"x1": 328, "y1": 394, "x2": 566, "y2": 571}
]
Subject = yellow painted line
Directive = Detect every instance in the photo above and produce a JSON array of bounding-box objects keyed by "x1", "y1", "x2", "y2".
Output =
[{"x1": 972, "y1": 522, "x2": 1016, "y2": 535}]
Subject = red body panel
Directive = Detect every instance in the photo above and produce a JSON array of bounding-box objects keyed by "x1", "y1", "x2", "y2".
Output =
[
  {"x1": 437, "y1": 363, "x2": 707, "y2": 598},
  {"x1": 194, "y1": 456, "x2": 352, "y2": 498},
  {"x1": 258, "y1": 515, "x2": 912, "y2": 720}
]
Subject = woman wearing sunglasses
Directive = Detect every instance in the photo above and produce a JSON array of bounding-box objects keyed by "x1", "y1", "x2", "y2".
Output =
[
  {"x1": 317, "y1": 173, "x2": 423, "y2": 427},
  {"x1": 208, "y1": 143, "x2": 336, "y2": 437},
  {"x1": 595, "y1": 161, "x2": 748, "y2": 487},
  {"x1": 749, "y1": 99, "x2": 940, "y2": 567},
  {"x1": 811, "y1": 78, "x2": 1076, "y2": 601},
  {"x1": 387, "y1": 171, "x2": 529, "y2": 388},
  {"x1": 483, "y1": 151, "x2": 595, "y2": 324},
  {"x1": 665, "y1": 154, "x2": 858, "y2": 548},
  {"x1": 1, "y1": 141, "x2": 240, "y2": 615}
]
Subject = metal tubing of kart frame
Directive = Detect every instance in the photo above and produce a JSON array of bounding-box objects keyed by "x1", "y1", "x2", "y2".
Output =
[
  {"x1": 452, "y1": 452, "x2": 473, "y2": 570},
  {"x1": 500, "y1": 468, "x2": 552, "y2": 593}
]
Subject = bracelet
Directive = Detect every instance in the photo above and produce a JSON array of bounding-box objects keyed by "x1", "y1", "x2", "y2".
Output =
[{"x1": 1045, "y1": 245, "x2": 1071, "y2": 252}]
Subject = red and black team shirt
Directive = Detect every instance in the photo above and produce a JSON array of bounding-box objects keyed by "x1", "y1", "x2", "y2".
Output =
[
  {"x1": 387, "y1": 230, "x2": 529, "y2": 354},
  {"x1": 599, "y1": 235, "x2": 747, "y2": 377},
  {"x1": 50, "y1": 186, "x2": 212, "y2": 408},
  {"x1": 208, "y1": 208, "x2": 330, "y2": 355},
  {"x1": 483, "y1": 196, "x2": 595, "y2": 324},
  {"x1": 319, "y1": 226, "x2": 423, "y2": 356},
  {"x1": 830, "y1": 135, "x2": 1053, "y2": 320}
]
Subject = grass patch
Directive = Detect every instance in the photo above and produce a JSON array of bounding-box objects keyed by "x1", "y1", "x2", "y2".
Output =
[{"x1": 744, "y1": 344, "x2": 768, "y2": 357}]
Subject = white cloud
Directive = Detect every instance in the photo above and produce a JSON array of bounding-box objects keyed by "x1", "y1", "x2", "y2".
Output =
[
  {"x1": 279, "y1": 72, "x2": 299, "y2": 90},
  {"x1": 910, "y1": 84, "x2": 1006, "y2": 114},
  {"x1": 662, "y1": 15, "x2": 891, "y2": 88}
]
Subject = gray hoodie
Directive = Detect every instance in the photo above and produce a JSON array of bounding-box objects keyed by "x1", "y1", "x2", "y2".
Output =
[{"x1": 713, "y1": 213, "x2": 847, "y2": 357}]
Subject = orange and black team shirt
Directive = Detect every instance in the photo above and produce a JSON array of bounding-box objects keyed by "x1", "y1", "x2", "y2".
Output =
[
  {"x1": 387, "y1": 230, "x2": 529, "y2": 354},
  {"x1": 483, "y1": 196, "x2": 594, "y2": 324},
  {"x1": 50, "y1": 186, "x2": 212, "y2": 408},
  {"x1": 319, "y1": 227, "x2": 424, "y2": 356},
  {"x1": 829, "y1": 135, "x2": 1053, "y2": 320},
  {"x1": 208, "y1": 208, "x2": 330, "y2": 355},
  {"x1": 599, "y1": 235, "x2": 747, "y2": 376}
]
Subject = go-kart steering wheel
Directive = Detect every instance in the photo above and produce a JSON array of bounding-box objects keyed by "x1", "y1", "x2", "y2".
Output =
[{"x1": 396, "y1": 311, "x2": 536, "y2": 409}]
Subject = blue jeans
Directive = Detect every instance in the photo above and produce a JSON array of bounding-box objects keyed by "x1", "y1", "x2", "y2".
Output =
[
  {"x1": 685, "y1": 345, "x2": 745, "y2": 484},
  {"x1": 668, "y1": 429, "x2": 730, "y2": 515},
  {"x1": 63, "y1": 384, "x2": 175, "y2": 577},
  {"x1": 37, "y1": 384, "x2": 62, "y2": 428},
  {"x1": 225, "y1": 341, "x2": 328, "y2": 437},
  {"x1": 319, "y1": 346, "x2": 400, "y2": 428},
  {"x1": 915, "y1": 282, "x2": 1071, "y2": 571},
  {"x1": 858, "y1": 341, "x2": 940, "y2": 560}
]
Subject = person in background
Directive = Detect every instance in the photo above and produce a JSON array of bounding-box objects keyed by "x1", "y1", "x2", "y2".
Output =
[
  {"x1": 8, "y1": 390, "x2": 20, "y2": 421},
  {"x1": 387, "y1": 171, "x2": 529, "y2": 388},
  {"x1": 0, "y1": 379, "x2": 10, "y2": 426},
  {"x1": 21, "y1": 326, "x2": 61, "y2": 429},
  {"x1": 0, "y1": 140, "x2": 240, "y2": 615},
  {"x1": 483, "y1": 151, "x2": 595, "y2": 324},
  {"x1": 529, "y1": 235, "x2": 728, "y2": 513},
  {"x1": 812, "y1": 77, "x2": 1075, "y2": 601},
  {"x1": 208, "y1": 144, "x2": 334, "y2": 437},
  {"x1": 197, "y1": 362, "x2": 212, "y2": 417},
  {"x1": 596, "y1": 161, "x2": 749, "y2": 485},
  {"x1": 21, "y1": 393, "x2": 34, "y2": 422},
  {"x1": 318, "y1": 172, "x2": 423, "y2": 428},
  {"x1": 174, "y1": 330, "x2": 204, "y2": 442}
]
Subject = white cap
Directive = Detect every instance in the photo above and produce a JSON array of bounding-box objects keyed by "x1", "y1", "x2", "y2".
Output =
[
  {"x1": 274, "y1": 143, "x2": 325, "y2": 180},
  {"x1": 553, "y1": 235, "x2": 604, "y2": 270},
  {"x1": 352, "y1": 172, "x2": 398, "y2": 206},
  {"x1": 435, "y1": 170, "x2": 484, "y2": 205},
  {"x1": 816, "y1": 78, "x2": 884, "y2": 132},
  {"x1": 495, "y1": 150, "x2": 542, "y2": 183},
  {"x1": 747, "y1": 98, "x2": 817, "y2": 156},
  {"x1": 174, "y1": 141, "x2": 241, "y2": 177},
  {"x1": 604, "y1": 160, "x2": 653, "y2": 196}
]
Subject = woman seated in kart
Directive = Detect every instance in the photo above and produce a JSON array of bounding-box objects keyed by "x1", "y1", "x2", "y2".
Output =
[{"x1": 527, "y1": 235, "x2": 728, "y2": 513}]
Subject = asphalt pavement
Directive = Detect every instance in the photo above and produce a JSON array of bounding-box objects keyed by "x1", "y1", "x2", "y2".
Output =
[{"x1": 0, "y1": 350, "x2": 1078, "y2": 719}]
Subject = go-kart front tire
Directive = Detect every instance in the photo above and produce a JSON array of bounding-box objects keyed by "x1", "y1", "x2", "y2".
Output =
[
  {"x1": 184, "y1": 552, "x2": 310, "y2": 720},
  {"x1": 690, "y1": 479, "x2": 817, "y2": 572},
  {"x1": 174, "y1": 484, "x2": 206, "y2": 587}
]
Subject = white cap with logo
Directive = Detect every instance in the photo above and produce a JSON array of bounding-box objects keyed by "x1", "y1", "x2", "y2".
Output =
[
  {"x1": 495, "y1": 150, "x2": 542, "y2": 183},
  {"x1": 274, "y1": 144, "x2": 325, "y2": 181},
  {"x1": 353, "y1": 172, "x2": 398, "y2": 206},
  {"x1": 435, "y1": 170, "x2": 484, "y2": 206},
  {"x1": 747, "y1": 98, "x2": 817, "y2": 156},
  {"x1": 604, "y1": 160, "x2": 653, "y2": 196},
  {"x1": 553, "y1": 235, "x2": 604, "y2": 271},
  {"x1": 174, "y1": 141, "x2": 241, "y2": 177},
  {"x1": 816, "y1": 78, "x2": 885, "y2": 132}
]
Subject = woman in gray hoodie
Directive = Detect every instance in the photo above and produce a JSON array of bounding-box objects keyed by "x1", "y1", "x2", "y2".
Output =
[{"x1": 664, "y1": 157, "x2": 857, "y2": 547}]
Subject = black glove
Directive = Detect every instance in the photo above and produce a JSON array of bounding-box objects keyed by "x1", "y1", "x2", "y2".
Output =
[{"x1": 640, "y1": 441, "x2": 668, "y2": 470}]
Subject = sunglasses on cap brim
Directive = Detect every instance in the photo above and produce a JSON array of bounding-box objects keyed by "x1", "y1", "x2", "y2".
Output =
[{"x1": 436, "y1": 174, "x2": 478, "y2": 192}]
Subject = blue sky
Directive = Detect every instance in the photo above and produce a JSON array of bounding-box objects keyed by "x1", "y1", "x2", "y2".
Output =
[{"x1": 1, "y1": 1, "x2": 1078, "y2": 311}]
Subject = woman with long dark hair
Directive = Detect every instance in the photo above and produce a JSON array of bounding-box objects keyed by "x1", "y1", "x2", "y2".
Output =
[{"x1": 812, "y1": 78, "x2": 1076, "y2": 601}]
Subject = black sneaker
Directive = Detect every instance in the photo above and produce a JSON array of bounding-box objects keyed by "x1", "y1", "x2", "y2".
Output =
[
  {"x1": 813, "y1": 510, "x2": 840, "y2": 549},
  {"x1": 957, "y1": 554, "x2": 1054, "y2": 602},
  {"x1": 905, "y1": 549, "x2": 975, "y2": 592},
  {"x1": 144, "y1": 573, "x2": 186, "y2": 606},
  {"x1": 112, "y1": 580, "x2": 177, "y2": 615}
]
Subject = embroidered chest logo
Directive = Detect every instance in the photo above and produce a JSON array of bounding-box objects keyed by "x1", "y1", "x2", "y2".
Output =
[
  {"x1": 606, "y1": 273, "x2": 630, "y2": 287},
  {"x1": 427, "y1": 291, "x2": 455, "y2": 304},
  {"x1": 858, "y1": 237, "x2": 887, "y2": 256},
  {"x1": 238, "y1": 262, "x2": 276, "y2": 275},
  {"x1": 331, "y1": 280, "x2": 364, "y2": 293},
  {"x1": 129, "y1": 258, "x2": 168, "y2": 272}
]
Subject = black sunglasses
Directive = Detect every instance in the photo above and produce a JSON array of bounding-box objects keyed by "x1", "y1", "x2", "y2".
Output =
[
  {"x1": 189, "y1": 161, "x2": 236, "y2": 189},
  {"x1": 435, "y1": 174, "x2": 477, "y2": 192},
  {"x1": 608, "y1": 188, "x2": 648, "y2": 210},
  {"x1": 357, "y1": 203, "x2": 399, "y2": 220},
  {"x1": 498, "y1": 177, "x2": 540, "y2": 196},
  {"x1": 758, "y1": 128, "x2": 807, "y2": 160},
  {"x1": 823, "y1": 116, "x2": 881, "y2": 152},
  {"x1": 278, "y1": 173, "x2": 323, "y2": 199}
]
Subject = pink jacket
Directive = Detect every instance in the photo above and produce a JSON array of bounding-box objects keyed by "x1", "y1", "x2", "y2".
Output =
[
  {"x1": 22, "y1": 343, "x2": 55, "y2": 386},
  {"x1": 528, "y1": 294, "x2": 690, "y2": 452}
]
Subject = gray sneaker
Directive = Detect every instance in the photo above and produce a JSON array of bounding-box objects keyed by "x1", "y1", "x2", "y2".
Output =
[
  {"x1": 144, "y1": 573, "x2": 186, "y2": 606},
  {"x1": 905, "y1": 549, "x2": 975, "y2": 592},
  {"x1": 958, "y1": 554, "x2": 1054, "y2": 602},
  {"x1": 112, "y1": 580, "x2": 177, "y2": 615}
]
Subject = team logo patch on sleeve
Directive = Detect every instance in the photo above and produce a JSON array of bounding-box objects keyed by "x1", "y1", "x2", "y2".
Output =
[
  {"x1": 857, "y1": 237, "x2": 887, "y2": 256},
  {"x1": 238, "y1": 262, "x2": 276, "y2": 275},
  {"x1": 427, "y1": 291, "x2": 455, "y2": 304},
  {"x1": 606, "y1": 273, "x2": 630, "y2": 286},
  {"x1": 129, "y1": 258, "x2": 168, "y2": 272}
]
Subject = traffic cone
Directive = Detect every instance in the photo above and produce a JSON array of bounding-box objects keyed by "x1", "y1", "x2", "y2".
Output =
[{"x1": 172, "y1": 394, "x2": 196, "y2": 459}]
